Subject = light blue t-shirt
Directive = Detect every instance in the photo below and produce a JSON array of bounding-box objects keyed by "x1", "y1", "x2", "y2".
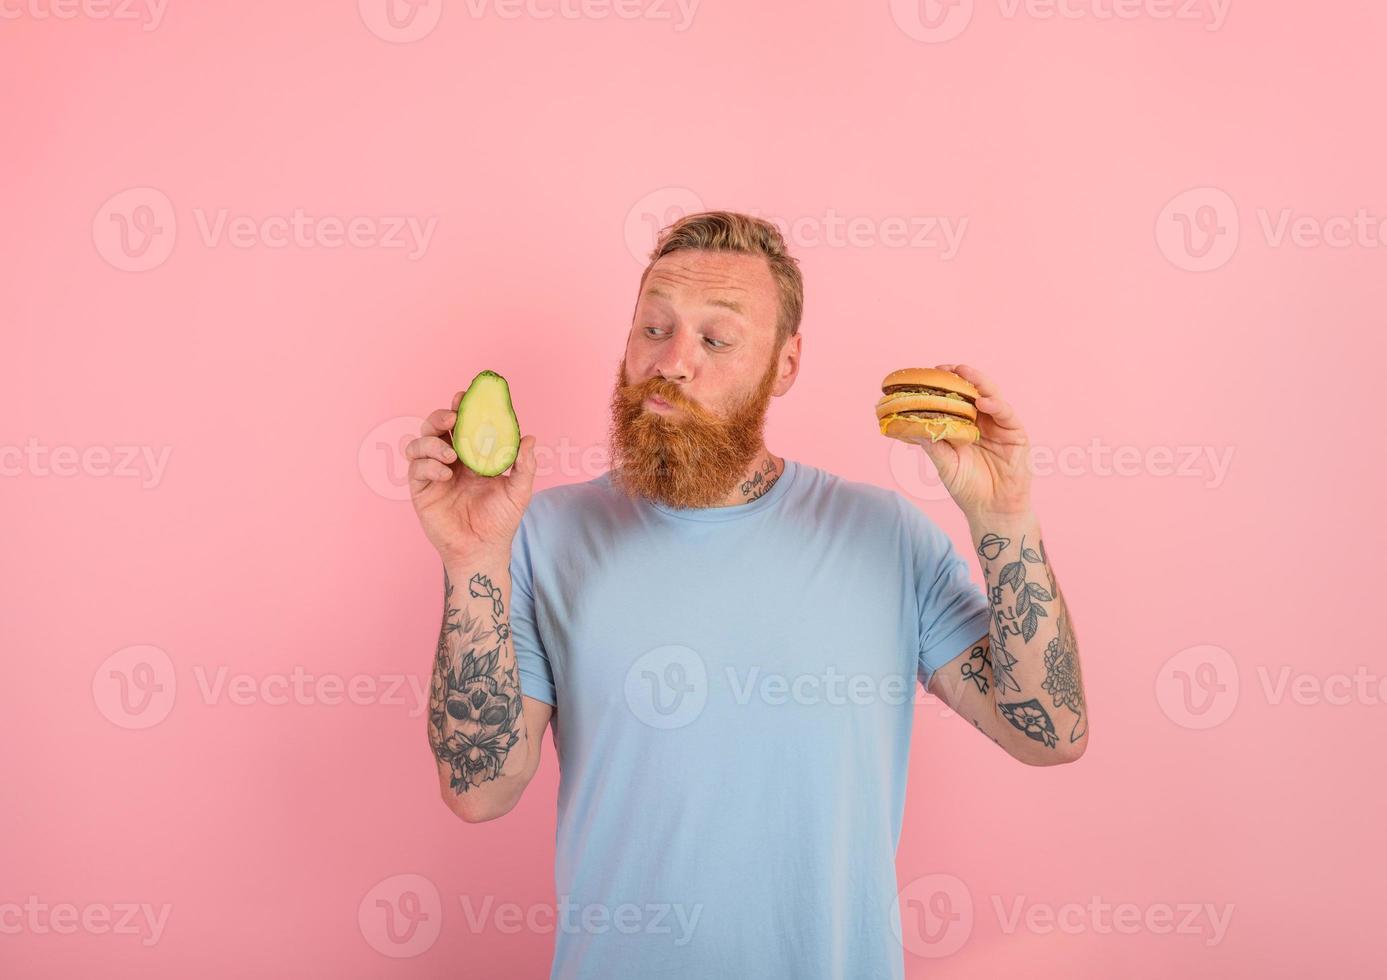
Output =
[{"x1": 508, "y1": 457, "x2": 991, "y2": 980}]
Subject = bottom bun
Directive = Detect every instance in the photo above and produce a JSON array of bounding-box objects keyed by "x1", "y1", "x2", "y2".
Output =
[{"x1": 878, "y1": 413, "x2": 980, "y2": 446}]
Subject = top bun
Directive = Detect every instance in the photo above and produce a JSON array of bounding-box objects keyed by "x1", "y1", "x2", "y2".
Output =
[{"x1": 880, "y1": 367, "x2": 979, "y2": 400}]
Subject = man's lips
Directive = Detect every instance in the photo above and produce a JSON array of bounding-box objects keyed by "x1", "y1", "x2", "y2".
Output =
[{"x1": 644, "y1": 394, "x2": 677, "y2": 412}]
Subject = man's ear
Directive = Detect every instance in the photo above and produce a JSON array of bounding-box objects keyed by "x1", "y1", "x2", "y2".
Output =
[{"x1": 774, "y1": 333, "x2": 802, "y2": 396}]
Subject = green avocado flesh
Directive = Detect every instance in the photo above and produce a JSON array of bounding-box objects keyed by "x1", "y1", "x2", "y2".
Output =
[{"x1": 452, "y1": 370, "x2": 520, "y2": 477}]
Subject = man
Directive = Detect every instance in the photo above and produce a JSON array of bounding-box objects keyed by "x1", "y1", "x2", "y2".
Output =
[{"x1": 407, "y1": 211, "x2": 1089, "y2": 979}]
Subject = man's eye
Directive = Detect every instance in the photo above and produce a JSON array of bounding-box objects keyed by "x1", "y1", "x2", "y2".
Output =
[{"x1": 643, "y1": 327, "x2": 727, "y2": 350}]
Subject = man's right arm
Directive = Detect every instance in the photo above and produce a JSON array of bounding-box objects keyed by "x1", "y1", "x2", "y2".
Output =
[{"x1": 427, "y1": 551, "x2": 552, "y2": 823}]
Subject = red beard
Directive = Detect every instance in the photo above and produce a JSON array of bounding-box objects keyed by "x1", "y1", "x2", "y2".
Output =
[{"x1": 606, "y1": 354, "x2": 779, "y2": 509}]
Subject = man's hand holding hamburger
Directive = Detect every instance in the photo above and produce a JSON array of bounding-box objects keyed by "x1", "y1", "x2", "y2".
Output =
[
  {"x1": 880, "y1": 363, "x2": 1089, "y2": 764},
  {"x1": 876, "y1": 363, "x2": 1031, "y2": 520}
]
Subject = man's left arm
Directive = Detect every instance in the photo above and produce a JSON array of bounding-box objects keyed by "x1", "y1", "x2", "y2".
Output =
[
  {"x1": 928, "y1": 510, "x2": 1088, "y2": 765},
  {"x1": 908, "y1": 362, "x2": 1089, "y2": 766}
]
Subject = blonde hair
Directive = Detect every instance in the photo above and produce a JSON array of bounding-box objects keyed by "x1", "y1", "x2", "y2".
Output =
[{"x1": 639, "y1": 210, "x2": 804, "y2": 348}]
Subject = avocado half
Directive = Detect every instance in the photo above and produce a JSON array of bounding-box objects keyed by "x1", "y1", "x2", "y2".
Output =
[{"x1": 452, "y1": 370, "x2": 521, "y2": 477}]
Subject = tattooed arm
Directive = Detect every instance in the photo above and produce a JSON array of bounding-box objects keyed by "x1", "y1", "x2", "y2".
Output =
[
  {"x1": 428, "y1": 554, "x2": 553, "y2": 822},
  {"x1": 926, "y1": 512, "x2": 1089, "y2": 766}
]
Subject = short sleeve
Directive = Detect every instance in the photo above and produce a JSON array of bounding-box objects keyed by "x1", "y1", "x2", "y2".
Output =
[
  {"x1": 509, "y1": 512, "x2": 556, "y2": 706},
  {"x1": 897, "y1": 495, "x2": 992, "y2": 688}
]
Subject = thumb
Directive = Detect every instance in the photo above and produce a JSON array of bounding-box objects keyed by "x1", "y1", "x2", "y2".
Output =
[{"x1": 505, "y1": 435, "x2": 538, "y2": 506}]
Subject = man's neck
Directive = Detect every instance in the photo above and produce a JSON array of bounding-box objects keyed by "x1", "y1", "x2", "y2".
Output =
[{"x1": 714, "y1": 450, "x2": 784, "y2": 508}]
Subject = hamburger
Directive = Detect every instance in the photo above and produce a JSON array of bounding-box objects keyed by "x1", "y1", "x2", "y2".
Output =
[{"x1": 875, "y1": 367, "x2": 981, "y2": 446}]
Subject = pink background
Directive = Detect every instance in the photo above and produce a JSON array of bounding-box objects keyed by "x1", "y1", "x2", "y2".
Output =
[{"x1": 2, "y1": 1, "x2": 1381, "y2": 976}]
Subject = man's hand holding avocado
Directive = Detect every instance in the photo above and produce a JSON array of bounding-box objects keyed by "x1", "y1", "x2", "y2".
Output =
[{"x1": 407, "y1": 369, "x2": 536, "y2": 567}]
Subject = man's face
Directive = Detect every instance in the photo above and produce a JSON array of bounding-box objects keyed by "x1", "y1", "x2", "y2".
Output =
[{"x1": 607, "y1": 249, "x2": 796, "y2": 509}]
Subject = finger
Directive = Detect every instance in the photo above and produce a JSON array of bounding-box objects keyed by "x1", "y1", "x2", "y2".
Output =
[
  {"x1": 915, "y1": 432, "x2": 954, "y2": 470},
  {"x1": 405, "y1": 435, "x2": 457, "y2": 464},
  {"x1": 976, "y1": 393, "x2": 1023, "y2": 430},
  {"x1": 950, "y1": 363, "x2": 998, "y2": 398},
  {"x1": 421, "y1": 408, "x2": 457, "y2": 438},
  {"x1": 409, "y1": 457, "x2": 454, "y2": 492},
  {"x1": 934, "y1": 363, "x2": 957, "y2": 373},
  {"x1": 451, "y1": 389, "x2": 465, "y2": 411}
]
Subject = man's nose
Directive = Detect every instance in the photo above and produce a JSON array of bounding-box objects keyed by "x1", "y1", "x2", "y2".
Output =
[{"x1": 651, "y1": 328, "x2": 698, "y2": 384}]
